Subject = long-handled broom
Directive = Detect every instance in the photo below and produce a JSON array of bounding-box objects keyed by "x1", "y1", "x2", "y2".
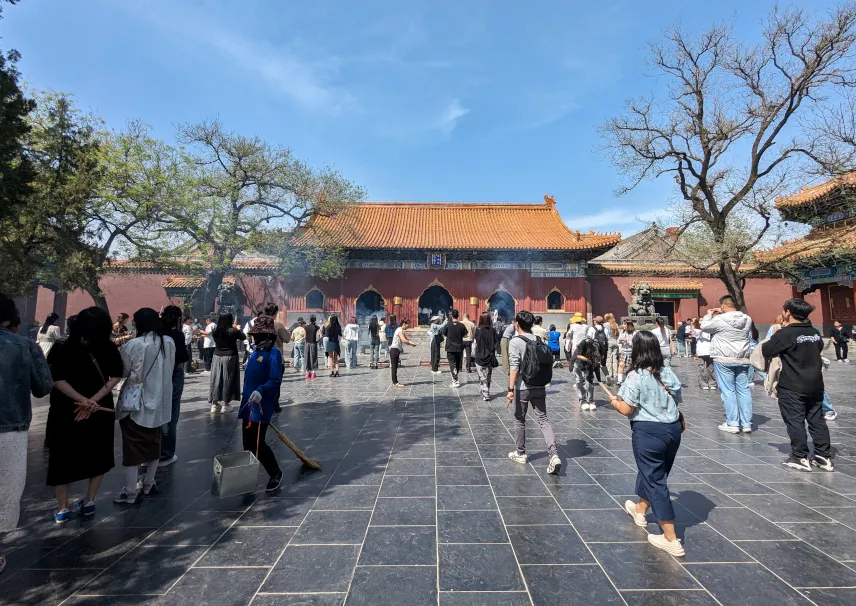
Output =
[{"x1": 269, "y1": 423, "x2": 322, "y2": 470}]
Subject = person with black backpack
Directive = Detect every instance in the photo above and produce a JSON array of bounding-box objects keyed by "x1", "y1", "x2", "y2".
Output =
[
  {"x1": 506, "y1": 311, "x2": 561, "y2": 474},
  {"x1": 574, "y1": 338, "x2": 602, "y2": 411},
  {"x1": 588, "y1": 316, "x2": 609, "y2": 374}
]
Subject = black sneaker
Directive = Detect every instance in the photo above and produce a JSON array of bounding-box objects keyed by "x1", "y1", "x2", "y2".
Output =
[
  {"x1": 782, "y1": 455, "x2": 812, "y2": 472},
  {"x1": 266, "y1": 473, "x2": 283, "y2": 492},
  {"x1": 811, "y1": 456, "x2": 834, "y2": 472}
]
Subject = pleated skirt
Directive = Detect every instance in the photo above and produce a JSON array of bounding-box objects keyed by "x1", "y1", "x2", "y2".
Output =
[{"x1": 209, "y1": 354, "x2": 241, "y2": 402}]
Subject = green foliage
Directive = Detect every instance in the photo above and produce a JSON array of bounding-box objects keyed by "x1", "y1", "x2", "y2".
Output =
[
  {"x1": 0, "y1": 17, "x2": 37, "y2": 294},
  {"x1": 0, "y1": 90, "x2": 102, "y2": 294},
  {"x1": 152, "y1": 119, "x2": 365, "y2": 311}
]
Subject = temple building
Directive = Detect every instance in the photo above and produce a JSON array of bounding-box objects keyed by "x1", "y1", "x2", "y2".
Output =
[
  {"x1": 760, "y1": 172, "x2": 856, "y2": 331},
  {"x1": 25, "y1": 196, "x2": 794, "y2": 332},
  {"x1": 587, "y1": 226, "x2": 791, "y2": 330}
]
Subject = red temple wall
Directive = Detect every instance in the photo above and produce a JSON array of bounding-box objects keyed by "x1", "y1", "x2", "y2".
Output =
[
  {"x1": 37, "y1": 269, "x2": 802, "y2": 332},
  {"x1": 59, "y1": 273, "x2": 173, "y2": 318},
  {"x1": 282, "y1": 269, "x2": 587, "y2": 321},
  {"x1": 588, "y1": 275, "x2": 794, "y2": 328}
]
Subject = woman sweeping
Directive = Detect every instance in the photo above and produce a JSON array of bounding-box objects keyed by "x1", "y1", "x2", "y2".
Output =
[
  {"x1": 209, "y1": 312, "x2": 245, "y2": 414},
  {"x1": 607, "y1": 330, "x2": 685, "y2": 557},
  {"x1": 240, "y1": 315, "x2": 284, "y2": 491}
]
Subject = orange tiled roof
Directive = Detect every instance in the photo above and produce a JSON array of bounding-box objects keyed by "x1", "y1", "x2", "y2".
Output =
[
  {"x1": 162, "y1": 276, "x2": 236, "y2": 288},
  {"x1": 635, "y1": 281, "x2": 704, "y2": 292},
  {"x1": 776, "y1": 172, "x2": 856, "y2": 208},
  {"x1": 299, "y1": 200, "x2": 620, "y2": 251},
  {"x1": 109, "y1": 254, "x2": 277, "y2": 272},
  {"x1": 756, "y1": 224, "x2": 856, "y2": 263}
]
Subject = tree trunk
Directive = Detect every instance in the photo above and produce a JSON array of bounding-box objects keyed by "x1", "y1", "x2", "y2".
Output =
[
  {"x1": 718, "y1": 263, "x2": 748, "y2": 312},
  {"x1": 85, "y1": 284, "x2": 110, "y2": 315},
  {"x1": 198, "y1": 270, "x2": 225, "y2": 316}
]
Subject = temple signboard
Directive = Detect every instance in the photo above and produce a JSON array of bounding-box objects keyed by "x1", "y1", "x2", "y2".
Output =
[{"x1": 796, "y1": 264, "x2": 856, "y2": 291}]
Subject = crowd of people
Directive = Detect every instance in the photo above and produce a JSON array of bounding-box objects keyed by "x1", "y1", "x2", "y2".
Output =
[{"x1": 0, "y1": 289, "x2": 849, "y2": 571}]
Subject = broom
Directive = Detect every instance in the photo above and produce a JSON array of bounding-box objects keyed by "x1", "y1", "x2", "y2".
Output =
[{"x1": 269, "y1": 423, "x2": 322, "y2": 470}]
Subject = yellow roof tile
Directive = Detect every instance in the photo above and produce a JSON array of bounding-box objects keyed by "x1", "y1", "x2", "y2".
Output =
[
  {"x1": 299, "y1": 200, "x2": 620, "y2": 251},
  {"x1": 776, "y1": 172, "x2": 856, "y2": 208}
]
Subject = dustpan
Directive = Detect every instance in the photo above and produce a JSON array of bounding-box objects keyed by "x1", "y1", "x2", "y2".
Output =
[{"x1": 212, "y1": 450, "x2": 260, "y2": 498}]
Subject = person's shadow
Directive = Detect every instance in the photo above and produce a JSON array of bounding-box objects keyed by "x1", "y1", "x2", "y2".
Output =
[{"x1": 669, "y1": 489, "x2": 716, "y2": 541}]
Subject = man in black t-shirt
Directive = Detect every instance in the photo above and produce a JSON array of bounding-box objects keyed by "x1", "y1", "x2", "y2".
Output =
[
  {"x1": 762, "y1": 298, "x2": 832, "y2": 473},
  {"x1": 303, "y1": 316, "x2": 320, "y2": 378},
  {"x1": 442, "y1": 309, "x2": 469, "y2": 387}
]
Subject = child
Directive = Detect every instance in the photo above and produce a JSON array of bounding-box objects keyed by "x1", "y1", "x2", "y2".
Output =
[
  {"x1": 574, "y1": 338, "x2": 602, "y2": 411},
  {"x1": 547, "y1": 324, "x2": 562, "y2": 368},
  {"x1": 608, "y1": 330, "x2": 685, "y2": 557},
  {"x1": 240, "y1": 315, "x2": 284, "y2": 491}
]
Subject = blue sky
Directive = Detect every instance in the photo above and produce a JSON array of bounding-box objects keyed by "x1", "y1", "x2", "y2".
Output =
[{"x1": 1, "y1": 0, "x2": 839, "y2": 235}]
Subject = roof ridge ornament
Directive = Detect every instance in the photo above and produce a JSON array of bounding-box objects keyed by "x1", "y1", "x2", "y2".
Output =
[{"x1": 544, "y1": 194, "x2": 556, "y2": 207}]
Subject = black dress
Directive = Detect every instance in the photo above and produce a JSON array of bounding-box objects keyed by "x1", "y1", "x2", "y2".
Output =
[{"x1": 46, "y1": 340, "x2": 123, "y2": 486}]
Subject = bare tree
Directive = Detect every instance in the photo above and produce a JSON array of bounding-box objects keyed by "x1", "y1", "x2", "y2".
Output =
[
  {"x1": 601, "y1": 3, "x2": 856, "y2": 310},
  {"x1": 800, "y1": 89, "x2": 856, "y2": 175},
  {"x1": 151, "y1": 119, "x2": 365, "y2": 313}
]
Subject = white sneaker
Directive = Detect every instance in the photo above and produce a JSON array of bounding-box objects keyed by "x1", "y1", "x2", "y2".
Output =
[
  {"x1": 741, "y1": 425, "x2": 753, "y2": 433},
  {"x1": 845, "y1": 359, "x2": 851, "y2": 364},
  {"x1": 838, "y1": 359, "x2": 845, "y2": 364},
  {"x1": 718, "y1": 423, "x2": 740, "y2": 434},
  {"x1": 647, "y1": 533, "x2": 685, "y2": 556},
  {"x1": 210, "y1": 404, "x2": 219, "y2": 413},
  {"x1": 825, "y1": 411, "x2": 838, "y2": 421},
  {"x1": 113, "y1": 487, "x2": 139, "y2": 504},
  {"x1": 700, "y1": 386, "x2": 710, "y2": 390},
  {"x1": 547, "y1": 455, "x2": 562, "y2": 475},
  {"x1": 508, "y1": 451, "x2": 528, "y2": 465},
  {"x1": 452, "y1": 381, "x2": 460, "y2": 388},
  {"x1": 431, "y1": 370, "x2": 442, "y2": 375},
  {"x1": 624, "y1": 500, "x2": 647, "y2": 527},
  {"x1": 220, "y1": 404, "x2": 229, "y2": 414}
]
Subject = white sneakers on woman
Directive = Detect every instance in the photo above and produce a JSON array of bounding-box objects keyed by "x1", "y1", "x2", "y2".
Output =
[{"x1": 624, "y1": 500, "x2": 685, "y2": 556}]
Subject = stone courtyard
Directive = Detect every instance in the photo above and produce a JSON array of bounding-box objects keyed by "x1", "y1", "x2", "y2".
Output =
[{"x1": 2, "y1": 343, "x2": 856, "y2": 605}]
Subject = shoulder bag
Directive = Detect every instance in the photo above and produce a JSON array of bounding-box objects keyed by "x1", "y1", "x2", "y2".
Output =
[{"x1": 117, "y1": 346, "x2": 160, "y2": 413}]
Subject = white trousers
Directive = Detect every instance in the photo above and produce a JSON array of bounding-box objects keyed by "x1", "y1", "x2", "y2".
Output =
[{"x1": 0, "y1": 430, "x2": 28, "y2": 533}]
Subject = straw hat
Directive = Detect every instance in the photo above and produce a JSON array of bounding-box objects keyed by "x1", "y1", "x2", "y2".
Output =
[{"x1": 570, "y1": 312, "x2": 585, "y2": 324}]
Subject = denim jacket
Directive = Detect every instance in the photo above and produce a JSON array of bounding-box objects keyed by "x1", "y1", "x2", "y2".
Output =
[{"x1": 0, "y1": 326, "x2": 54, "y2": 432}]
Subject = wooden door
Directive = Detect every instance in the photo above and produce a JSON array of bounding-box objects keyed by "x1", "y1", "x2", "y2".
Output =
[{"x1": 829, "y1": 284, "x2": 856, "y2": 322}]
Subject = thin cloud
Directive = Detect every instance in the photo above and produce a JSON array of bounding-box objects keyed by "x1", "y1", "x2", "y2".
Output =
[
  {"x1": 568, "y1": 207, "x2": 665, "y2": 231},
  {"x1": 435, "y1": 99, "x2": 470, "y2": 134},
  {"x1": 137, "y1": 7, "x2": 353, "y2": 115}
]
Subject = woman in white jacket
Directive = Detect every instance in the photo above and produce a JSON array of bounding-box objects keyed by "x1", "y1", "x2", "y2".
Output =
[{"x1": 114, "y1": 308, "x2": 175, "y2": 504}]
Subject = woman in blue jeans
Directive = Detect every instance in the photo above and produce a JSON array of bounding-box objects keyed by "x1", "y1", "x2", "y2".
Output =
[{"x1": 608, "y1": 331, "x2": 685, "y2": 557}]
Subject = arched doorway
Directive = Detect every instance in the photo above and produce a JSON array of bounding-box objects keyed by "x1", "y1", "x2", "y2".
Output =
[
  {"x1": 418, "y1": 284, "x2": 453, "y2": 326},
  {"x1": 488, "y1": 290, "x2": 515, "y2": 322},
  {"x1": 355, "y1": 289, "x2": 385, "y2": 325}
]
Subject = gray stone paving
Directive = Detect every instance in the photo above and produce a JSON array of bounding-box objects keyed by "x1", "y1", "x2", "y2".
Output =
[{"x1": 2, "y1": 342, "x2": 856, "y2": 605}]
